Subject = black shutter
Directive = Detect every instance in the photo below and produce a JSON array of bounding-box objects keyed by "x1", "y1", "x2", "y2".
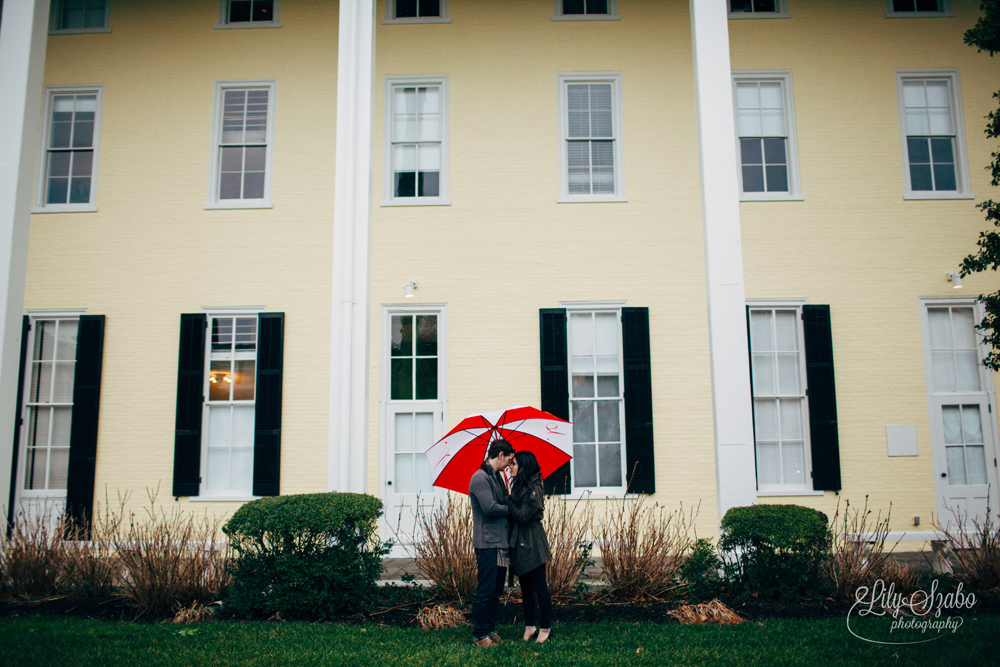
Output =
[
  {"x1": 803, "y1": 305, "x2": 841, "y2": 491},
  {"x1": 622, "y1": 307, "x2": 655, "y2": 494},
  {"x1": 746, "y1": 306, "x2": 758, "y2": 491},
  {"x1": 253, "y1": 312, "x2": 283, "y2": 497},
  {"x1": 172, "y1": 314, "x2": 206, "y2": 497},
  {"x1": 6, "y1": 316, "x2": 30, "y2": 534},
  {"x1": 539, "y1": 309, "x2": 571, "y2": 494},
  {"x1": 65, "y1": 315, "x2": 105, "y2": 534}
]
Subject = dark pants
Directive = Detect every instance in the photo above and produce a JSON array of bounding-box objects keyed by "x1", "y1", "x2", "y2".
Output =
[
  {"x1": 519, "y1": 563, "x2": 552, "y2": 629},
  {"x1": 472, "y1": 548, "x2": 507, "y2": 639}
]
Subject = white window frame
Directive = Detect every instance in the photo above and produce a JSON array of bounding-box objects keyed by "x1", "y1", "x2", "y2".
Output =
[
  {"x1": 195, "y1": 307, "x2": 266, "y2": 501},
  {"x1": 895, "y1": 69, "x2": 972, "y2": 200},
  {"x1": 562, "y1": 302, "x2": 628, "y2": 497},
  {"x1": 382, "y1": 76, "x2": 450, "y2": 206},
  {"x1": 886, "y1": 0, "x2": 954, "y2": 18},
  {"x1": 215, "y1": 0, "x2": 282, "y2": 29},
  {"x1": 552, "y1": 0, "x2": 620, "y2": 21},
  {"x1": 49, "y1": 0, "x2": 111, "y2": 35},
  {"x1": 746, "y1": 300, "x2": 821, "y2": 497},
  {"x1": 33, "y1": 85, "x2": 104, "y2": 213},
  {"x1": 558, "y1": 73, "x2": 626, "y2": 203},
  {"x1": 728, "y1": 0, "x2": 790, "y2": 19},
  {"x1": 384, "y1": 0, "x2": 451, "y2": 24},
  {"x1": 732, "y1": 71, "x2": 802, "y2": 201},
  {"x1": 205, "y1": 80, "x2": 277, "y2": 210}
]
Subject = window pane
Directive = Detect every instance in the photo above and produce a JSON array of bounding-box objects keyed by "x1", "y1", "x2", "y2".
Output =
[
  {"x1": 48, "y1": 447, "x2": 69, "y2": 490},
  {"x1": 30, "y1": 362, "x2": 53, "y2": 403},
  {"x1": 966, "y1": 446, "x2": 988, "y2": 485},
  {"x1": 52, "y1": 362, "x2": 75, "y2": 403},
  {"x1": 243, "y1": 171, "x2": 265, "y2": 199},
  {"x1": 46, "y1": 176, "x2": 69, "y2": 205},
  {"x1": 207, "y1": 406, "x2": 233, "y2": 448},
  {"x1": 956, "y1": 351, "x2": 981, "y2": 392},
  {"x1": 781, "y1": 442, "x2": 805, "y2": 484},
  {"x1": 418, "y1": 171, "x2": 440, "y2": 197},
  {"x1": 212, "y1": 317, "x2": 234, "y2": 352},
  {"x1": 961, "y1": 405, "x2": 983, "y2": 443},
  {"x1": 394, "y1": 172, "x2": 416, "y2": 198},
  {"x1": 394, "y1": 413, "x2": 413, "y2": 452},
  {"x1": 946, "y1": 445, "x2": 967, "y2": 485},
  {"x1": 763, "y1": 138, "x2": 786, "y2": 165},
  {"x1": 233, "y1": 405, "x2": 255, "y2": 448},
  {"x1": 597, "y1": 375, "x2": 619, "y2": 397},
  {"x1": 594, "y1": 313, "x2": 618, "y2": 355},
  {"x1": 220, "y1": 173, "x2": 242, "y2": 200},
  {"x1": 932, "y1": 163, "x2": 956, "y2": 191},
  {"x1": 415, "y1": 449, "x2": 433, "y2": 492},
  {"x1": 941, "y1": 406, "x2": 962, "y2": 444},
  {"x1": 777, "y1": 353, "x2": 799, "y2": 394},
  {"x1": 418, "y1": 144, "x2": 441, "y2": 170},
  {"x1": 230, "y1": 0, "x2": 252, "y2": 22},
  {"x1": 909, "y1": 163, "x2": 933, "y2": 191},
  {"x1": 221, "y1": 146, "x2": 244, "y2": 171},
  {"x1": 415, "y1": 315, "x2": 437, "y2": 356},
  {"x1": 573, "y1": 444, "x2": 597, "y2": 486},
  {"x1": 754, "y1": 399, "x2": 777, "y2": 441},
  {"x1": 234, "y1": 317, "x2": 257, "y2": 351},
  {"x1": 415, "y1": 412, "x2": 434, "y2": 450},
  {"x1": 952, "y1": 308, "x2": 977, "y2": 348},
  {"x1": 396, "y1": 0, "x2": 417, "y2": 18},
  {"x1": 206, "y1": 448, "x2": 230, "y2": 491},
  {"x1": 752, "y1": 353, "x2": 775, "y2": 395},
  {"x1": 765, "y1": 165, "x2": 788, "y2": 192},
  {"x1": 569, "y1": 313, "x2": 594, "y2": 355},
  {"x1": 779, "y1": 399, "x2": 803, "y2": 439},
  {"x1": 572, "y1": 401, "x2": 595, "y2": 443},
  {"x1": 57, "y1": 320, "x2": 78, "y2": 361},
  {"x1": 756, "y1": 442, "x2": 780, "y2": 485},
  {"x1": 231, "y1": 447, "x2": 253, "y2": 494},
  {"x1": 596, "y1": 400, "x2": 620, "y2": 442},
  {"x1": 572, "y1": 375, "x2": 595, "y2": 398},
  {"x1": 927, "y1": 308, "x2": 953, "y2": 349},
  {"x1": 391, "y1": 359, "x2": 413, "y2": 400},
  {"x1": 26, "y1": 447, "x2": 48, "y2": 489},
  {"x1": 743, "y1": 165, "x2": 765, "y2": 192},
  {"x1": 415, "y1": 358, "x2": 437, "y2": 400},
  {"x1": 598, "y1": 443, "x2": 622, "y2": 487},
  {"x1": 209, "y1": 360, "x2": 232, "y2": 401},
  {"x1": 52, "y1": 407, "x2": 72, "y2": 446},
  {"x1": 750, "y1": 311, "x2": 773, "y2": 352},
  {"x1": 391, "y1": 316, "x2": 412, "y2": 356},
  {"x1": 233, "y1": 359, "x2": 256, "y2": 401},
  {"x1": 932, "y1": 351, "x2": 957, "y2": 392},
  {"x1": 419, "y1": 0, "x2": 441, "y2": 18},
  {"x1": 251, "y1": 0, "x2": 274, "y2": 22},
  {"x1": 564, "y1": 0, "x2": 585, "y2": 15}
]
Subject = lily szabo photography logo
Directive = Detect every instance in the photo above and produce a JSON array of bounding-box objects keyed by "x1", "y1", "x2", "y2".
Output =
[{"x1": 847, "y1": 579, "x2": 977, "y2": 645}]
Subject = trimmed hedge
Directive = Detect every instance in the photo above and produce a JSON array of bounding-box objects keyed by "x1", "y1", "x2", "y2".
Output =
[
  {"x1": 223, "y1": 492, "x2": 391, "y2": 619},
  {"x1": 719, "y1": 504, "x2": 829, "y2": 601}
]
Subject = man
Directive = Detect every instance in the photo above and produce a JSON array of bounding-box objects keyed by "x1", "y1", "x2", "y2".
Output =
[{"x1": 469, "y1": 438, "x2": 515, "y2": 647}]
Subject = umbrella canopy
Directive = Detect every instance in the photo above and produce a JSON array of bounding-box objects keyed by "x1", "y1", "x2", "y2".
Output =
[{"x1": 425, "y1": 405, "x2": 572, "y2": 494}]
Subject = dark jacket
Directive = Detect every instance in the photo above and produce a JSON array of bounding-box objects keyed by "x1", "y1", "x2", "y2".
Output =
[
  {"x1": 470, "y1": 462, "x2": 509, "y2": 549},
  {"x1": 507, "y1": 472, "x2": 551, "y2": 576}
]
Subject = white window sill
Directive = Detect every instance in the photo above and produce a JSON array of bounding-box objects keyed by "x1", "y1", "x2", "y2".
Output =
[
  {"x1": 740, "y1": 193, "x2": 804, "y2": 202},
  {"x1": 189, "y1": 495, "x2": 259, "y2": 502},
  {"x1": 32, "y1": 204, "x2": 98, "y2": 213},
  {"x1": 728, "y1": 13, "x2": 791, "y2": 19},
  {"x1": 215, "y1": 22, "x2": 283, "y2": 29},
  {"x1": 904, "y1": 191, "x2": 974, "y2": 200},
  {"x1": 558, "y1": 195, "x2": 628, "y2": 204},
  {"x1": 204, "y1": 200, "x2": 274, "y2": 210},
  {"x1": 552, "y1": 14, "x2": 621, "y2": 21},
  {"x1": 886, "y1": 12, "x2": 955, "y2": 18},
  {"x1": 49, "y1": 27, "x2": 111, "y2": 35},
  {"x1": 757, "y1": 488, "x2": 825, "y2": 497},
  {"x1": 381, "y1": 198, "x2": 452, "y2": 207},
  {"x1": 383, "y1": 17, "x2": 452, "y2": 24}
]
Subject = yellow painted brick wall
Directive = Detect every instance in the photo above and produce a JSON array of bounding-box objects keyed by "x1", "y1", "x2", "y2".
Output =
[
  {"x1": 27, "y1": 0, "x2": 340, "y2": 518},
  {"x1": 731, "y1": 0, "x2": 1000, "y2": 534}
]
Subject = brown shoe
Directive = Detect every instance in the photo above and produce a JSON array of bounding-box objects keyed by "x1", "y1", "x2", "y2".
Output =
[
  {"x1": 472, "y1": 637, "x2": 496, "y2": 648},
  {"x1": 489, "y1": 633, "x2": 503, "y2": 644}
]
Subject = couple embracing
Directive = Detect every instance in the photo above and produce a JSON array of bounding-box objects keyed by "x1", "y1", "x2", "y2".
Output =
[{"x1": 468, "y1": 439, "x2": 553, "y2": 647}]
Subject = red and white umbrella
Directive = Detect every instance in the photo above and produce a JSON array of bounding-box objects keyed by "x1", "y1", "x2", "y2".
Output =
[{"x1": 425, "y1": 405, "x2": 572, "y2": 494}]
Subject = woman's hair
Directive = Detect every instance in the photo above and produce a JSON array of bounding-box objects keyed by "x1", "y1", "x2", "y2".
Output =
[{"x1": 513, "y1": 450, "x2": 541, "y2": 482}]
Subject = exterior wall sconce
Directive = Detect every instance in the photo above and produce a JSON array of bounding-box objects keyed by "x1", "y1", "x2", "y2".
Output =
[
  {"x1": 404, "y1": 281, "x2": 417, "y2": 298},
  {"x1": 947, "y1": 272, "x2": 963, "y2": 289}
]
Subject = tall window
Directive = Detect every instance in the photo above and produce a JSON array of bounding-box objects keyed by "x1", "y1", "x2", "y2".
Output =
[
  {"x1": 896, "y1": 71, "x2": 969, "y2": 197},
  {"x1": 208, "y1": 81, "x2": 276, "y2": 208},
  {"x1": 390, "y1": 314, "x2": 438, "y2": 401},
  {"x1": 36, "y1": 87, "x2": 103, "y2": 212},
  {"x1": 748, "y1": 307, "x2": 810, "y2": 490},
  {"x1": 732, "y1": 72, "x2": 800, "y2": 199},
  {"x1": 553, "y1": 0, "x2": 619, "y2": 19},
  {"x1": 568, "y1": 310, "x2": 624, "y2": 489},
  {"x1": 49, "y1": 0, "x2": 109, "y2": 34},
  {"x1": 558, "y1": 73, "x2": 625, "y2": 202},
  {"x1": 21, "y1": 318, "x2": 78, "y2": 492},
  {"x1": 217, "y1": 0, "x2": 282, "y2": 27},
  {"x1": 383, "y1": 77, "x2": 449, "y2": 205},
  {"x1": 203, "y1": 315, "x2": 258, "y2": 495}
]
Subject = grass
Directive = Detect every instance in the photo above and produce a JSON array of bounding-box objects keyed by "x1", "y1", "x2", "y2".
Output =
[{"x1": 2, "y1": 615, "x2": 997, "y2": 666}]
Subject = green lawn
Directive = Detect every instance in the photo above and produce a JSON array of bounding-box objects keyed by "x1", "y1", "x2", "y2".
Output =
[
  {"x1": 0, "y1": 616, "x2": 1000, "y2": 667},
  {"x1": 1, "y1": 615, "x2": 996, "y2": 666}
]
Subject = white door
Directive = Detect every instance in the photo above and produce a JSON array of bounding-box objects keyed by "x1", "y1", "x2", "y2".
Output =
[
  {"x1": 381, "y1": 309, "x2": 447, "y2": 552},
  {"x1": 921, "y1": 303, "x2": 1000, "y2": 531}
]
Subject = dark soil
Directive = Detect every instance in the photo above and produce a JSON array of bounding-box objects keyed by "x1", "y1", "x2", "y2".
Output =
[{"x1": 4, "y1": 590, "x2": 997, "y2": 627}]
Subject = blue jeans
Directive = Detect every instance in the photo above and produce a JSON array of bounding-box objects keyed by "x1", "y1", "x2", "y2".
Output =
[{"x1": 472, "y1": 548, "x2": 507, "y2": 639}]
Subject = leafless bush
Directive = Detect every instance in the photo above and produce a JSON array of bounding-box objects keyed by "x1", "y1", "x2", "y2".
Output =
[
  {"x1": 411, "y1": 496, "x2": 477, "y2": 602},
  {"x1": 598, "y1": 498, "x2": 695, "y2": 600},
  {"x1": 0, "y1": 507, "x2": 67, "y2": 598},
  {"x1": 826, "y1": 497, "x2": 915, "y2": 600},
  {"x1": 114, "y1": 489, "x2": 230, "y2": 617},
  {"x1": 62, "y1": 492, "x2": 127, "y2": 597},
  {"x1": 542, "y1": 495, "x2": 594, "y2": 598},
  {"x1": 937, "y1": 503, "x2": 1000, "y2": 593}
]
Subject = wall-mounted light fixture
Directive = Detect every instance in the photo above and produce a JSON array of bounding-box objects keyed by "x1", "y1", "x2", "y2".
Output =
[
  {"x1": 404, "y1": 281, "x2": 418, "y2": 298},
  {"x1": 947, "y1": 272, "x2": 963, "y2": 289}
]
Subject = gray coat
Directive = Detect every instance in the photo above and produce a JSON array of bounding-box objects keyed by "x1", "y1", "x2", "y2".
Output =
[
  {"x1": 508, "y1": 473, "x2": 551, "y2": 576},
  {"x1": 469, "y1": 464, "x2": 509, "y2": 549}
]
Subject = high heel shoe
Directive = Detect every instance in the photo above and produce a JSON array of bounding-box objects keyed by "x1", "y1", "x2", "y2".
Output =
[
  {"x1": 536, "y1": 628, "x2": 552, "y2": 644},
  {"x1": 523, "y1": 626, "x2": 538, "y2": 641}
]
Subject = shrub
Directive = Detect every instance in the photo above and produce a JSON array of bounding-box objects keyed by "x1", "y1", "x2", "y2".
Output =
[
  {"x1": 63, "y1": 494, "x2": 126, "y2": 598},
  {"x1": 224, "y1": 492, "x2": 390, "y2": 619},
  {"x1": 598, "y1": 498, "x2": 695, "y2": 600},
  {"x1": 0, "y1": 508, "x2": 67, "y2": 598},
  {"x1": 115, "y1": 490, "x2": 231, "y2": 618},
  {"x1": 937, "y1": 503, "x2": 1000, "y2": 593},
  {"x1": 679, "y1": 538, "x2": 722, "y2": 602},
  {"x1": 411, "y1": 496, "x2": 476, "y2": 602},
  {"x1": 543, "y1": 495, "x2": 595, "y2": 598},
  {"x1": 719, "y1": 504, "x2": 829, "y2": 600}
]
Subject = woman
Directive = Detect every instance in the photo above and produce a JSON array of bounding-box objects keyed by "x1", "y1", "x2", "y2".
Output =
[{"x1": 507, "y1": 450, "x2": 553, "y2": 643}]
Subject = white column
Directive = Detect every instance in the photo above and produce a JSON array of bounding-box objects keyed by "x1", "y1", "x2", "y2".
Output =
[
  {"x1": 0, "y1": 0, "x2": 50, "y2": 518},
  {"x1": 329, "y1": 0, "x2": 375, "y2": 493},
  {"x1": 689, "y1": 0, "x2": 757, "y2": 521}
]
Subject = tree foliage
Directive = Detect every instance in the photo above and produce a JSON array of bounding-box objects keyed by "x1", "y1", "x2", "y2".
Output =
[{"x1": 960, "y1": 1, "x2": 1000, "y2": 370}]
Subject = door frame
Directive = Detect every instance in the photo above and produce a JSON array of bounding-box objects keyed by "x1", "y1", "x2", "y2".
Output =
[
  {"x1": 918, "y1": 297, "x2": 1000, "y2": 530},
  {"x1": 378, "y1": 304, "x2": 449, "y2": 553}
]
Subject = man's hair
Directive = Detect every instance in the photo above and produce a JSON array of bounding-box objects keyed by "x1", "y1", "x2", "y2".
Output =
[{"x1": 487, "y1": 438, "x2": 515, "y2": 460}]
